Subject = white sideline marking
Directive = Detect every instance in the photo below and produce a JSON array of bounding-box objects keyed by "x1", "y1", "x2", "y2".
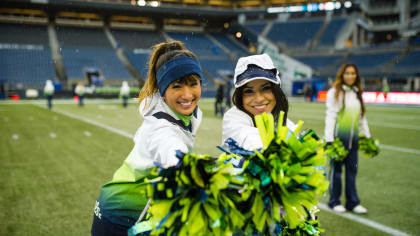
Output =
[
  {"x1": 50, "y1": 133, "x2": 57, "y2": 138},
  {"x1": 44, "y1": 105, "x2": 412, "y2": 236},
  {"x1": 49, "y1": 108, "x2": 133, "y2": 139},
  {"x1": 381, "y1": 144, "x2": 420, "y2": 155},
  {"x1": 293, "y1": 113, "x2": 420, "y2": 131},
  {"x1": 318, "y1": 203, "x2": 411, "y2": 236},
  {"x1": 12, "y1": 134, "x2": 19, "y2": 140},
  {"x1": 84, "y1": 131, "x2": 92, "y2": 137}
]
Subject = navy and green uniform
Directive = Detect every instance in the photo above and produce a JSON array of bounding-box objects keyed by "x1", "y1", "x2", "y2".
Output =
[
  {"x1": 91, "y1": 93, "x2": 202, "y2": 235},
  {"x1": 44, "y1": 80, "x2": 54, "y2": 109},
  {"x1": 324, "y1": 85, "x2": 371, "y2": 210},
  {"x1": 120, "y1": 81, "x2": 130, "y2": 108}
]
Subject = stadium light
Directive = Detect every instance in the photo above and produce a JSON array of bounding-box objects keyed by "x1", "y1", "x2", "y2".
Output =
[
  {"x1": 335, "y1": 2, "x2": 341, "y2": 9},
  {"x1": 149, "y1": 1, "x2": 159, "y2": 7},
  {"x1": 137, "y1": 0, "x2": 146, "y2": 6},
  {"x1": 324, "y1": 2, "x2": 335, "y2": 11},
  {"x1": 288, "y1": 5, "x2": 304, "y2": 12},
  {"x1": 307, "y1": 3, "x2": 319, "y2": 12},
  {"x1": 344, "y1": 1, "x2": 352, "y2": 8},
  {"x1": 267, "y1": 7, "x2": 287, "y2": 13}
]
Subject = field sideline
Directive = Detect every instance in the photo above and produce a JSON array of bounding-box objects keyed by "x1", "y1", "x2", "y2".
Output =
[{"x1": 1, "y1": 99, "x2": 419, "y2": 235}]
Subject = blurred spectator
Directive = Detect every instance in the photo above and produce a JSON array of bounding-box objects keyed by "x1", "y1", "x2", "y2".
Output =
[
  {"x1": 43, "y1": 80, "x2": 54, "y2": 109},
  {"x1": 382, "y1": 78, "x2": 389, "y2": 99},
  {"x1": 303, "y1": 83, "x2": 314, "y2": 102},
  {"x1": 225, "y1": 77, "x2": 234, "y2": 108},
  {"x1": 75, "y1": 83, "x2": 85, "y2": 107},
  {"x1": 215, "y1": 84, "x2": 225, "y2": 116},
  {"x1": 0, "y1": 78, "x2": 6, "y2": 99},
  {"x1": 91, "y1": 75, "x2": 98, "y2": 87},
  {"x1": 97, "y1": 75, "x2": 104, "y2": 86},
  {"x1": 120, "y1": 81, "x2": 130, "y2": 108}
]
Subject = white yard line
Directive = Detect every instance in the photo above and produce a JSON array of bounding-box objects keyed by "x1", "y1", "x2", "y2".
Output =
[
  {"x1": 30, "y1": 104, "x2": 420, "y2": 155},
  {"x1": 292, "y1": 113, "x2": 420, "y2": 131},
  {"x1": 380, "y1": 144, "x2": 420, "y2": 155},
  {"x1": 49, "y1": 107, "x2": 134, "y2": 139},
  {"x1": 318, "y1": 203, "x2": 411, "y2": 236},
  {"x1": 39, "y1": 104, "x2": 412, "y2": 236}
]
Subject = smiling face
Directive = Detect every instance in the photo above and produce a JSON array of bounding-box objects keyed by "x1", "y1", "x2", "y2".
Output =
[
  {"x1": 343, "y1": 66, "x2": 357, "y2": 86},
  {"x1": 241, "y1": 79, "x2": 276, "y2": 116},
  {"x1": 164, "y1": 75, "x2": 201, "y2": 115}
]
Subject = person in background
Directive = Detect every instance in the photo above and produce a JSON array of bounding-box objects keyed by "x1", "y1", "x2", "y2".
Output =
[
  {"x1": 222, "y1": 53, "x2": 296, "y2": 151},
  {"x1": 382, "y1": 78, "x2": 390, "y2": 100},
  {"x1": 120, "y1": 81, "x2": 130, "y2": 108},
  {"x1": 324, "y1": 63, "x2": 371, "y2": 214},
  {"x1": 303, "y1": 83, "x2": 314, "y2": 102},
  {"x1": 43, "y1": 80, "x2": 55, "y2": 109},
  {"x1": 225, "y1": 76, "x2": 234, "y2": 108},
  {"x1": 91, "y1": 41, "x2": 203, "y2": 236},
  {"x1": 215, "y1": 83, "x2": 225, "y2": 116},
  {"x1": 75, "y1": 82, "x2": 85, "y2": 107}
]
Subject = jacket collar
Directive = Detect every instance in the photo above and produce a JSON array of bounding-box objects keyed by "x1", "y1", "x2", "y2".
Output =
[{"x1": 342, "y1": 84, "x2": 358, "y2": 92}]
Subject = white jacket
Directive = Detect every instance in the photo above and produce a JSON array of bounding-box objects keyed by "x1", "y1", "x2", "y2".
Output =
[
  {"x1": 75, "y1": 84, "x2": 85, "y2": 96},
  {"x1": 112, "y1": 93, "x2": 202, "y2": 182},
  {"x1": 222, "y1": 106, "x2": 296, "y2": 151},
  {"x1": 324, "y1": 85, "x2": 370, "y2": 146},
  {"x1": 44, "y1": 80, "x2": 54, "y2": 95},
  {"x1": 120, "y1": 81, "x2": 130, "y2": 97}
]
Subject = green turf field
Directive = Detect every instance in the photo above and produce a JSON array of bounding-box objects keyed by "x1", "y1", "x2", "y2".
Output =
[{"x1": 1, "y1": 99, "x2": 419, "y2": 236}]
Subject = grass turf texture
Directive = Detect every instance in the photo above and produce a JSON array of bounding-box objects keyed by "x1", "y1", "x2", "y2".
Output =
[{"x1": 0, "y1": 100, "x2": 419, "y2": 235}]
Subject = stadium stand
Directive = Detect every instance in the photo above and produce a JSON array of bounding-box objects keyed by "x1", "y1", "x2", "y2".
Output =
[
  {"x1": 266, "y1": 19, "x2": 324, "y2": 47},
  {"x1": 390, "y1": 50, "x2": 420, "y2": 74},
  {"x1": 318, "y1": 18, "x2": 347, "y2": 46},
  {"x1": 56, "y1": 26, "x2": 131, "y2": 80},
  {"x1": 167, "y1": 31, "x2": 236, "y2": 92},
  {"x1": 1, "y1": 0, "x2": 419, "y2": 95},
  {"x1": 343, "y1": 51, "x2": 401, "y2": 72},
  {"x1": 244, "y1": 22, "x2": 267, "y2": 35},
  {"x1": 0, "y1": 23, "x2": 56, "y2": 88},
  {"x1": 111, "y1": 28, "x2": 166, "y2": 78},
  {"x1": 294, "y1": 55, "x2": 343, "y2": 71},
  {"x1": 209, "y1": 32, "x2": 249, "y2": 59},
  {"x1": 111, "y1": 28, "x2": 166, "y2": 50},
  {"x1": 167, "y1": 32, "x2": 225, "y2": 56}
]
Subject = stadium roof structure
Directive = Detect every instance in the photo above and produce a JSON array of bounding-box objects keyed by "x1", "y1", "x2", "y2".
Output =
[{"x1": 1, "y1": 0, "x2": 340, "y2": 23}]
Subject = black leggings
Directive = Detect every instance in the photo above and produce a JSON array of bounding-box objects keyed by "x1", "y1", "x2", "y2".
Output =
[{"x1": 91, "y1": 214, "x2": 129, "y2": 236}]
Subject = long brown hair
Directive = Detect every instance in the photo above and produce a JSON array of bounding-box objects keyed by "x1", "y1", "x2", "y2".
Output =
[
  {"x1": 332, "y1": 63, "x2": 365, "y2": 116},
  {"x1": 232, "y1": 83, "x2": 289, "y2": 126},
  {"x1": 138, "y1": 41, "x2": 199, "y2": 109}
]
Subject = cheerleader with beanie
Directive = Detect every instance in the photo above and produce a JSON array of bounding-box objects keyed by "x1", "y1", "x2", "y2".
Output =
[{"x1": 222, "y1": 53, "x2": 296, "y2": 151}]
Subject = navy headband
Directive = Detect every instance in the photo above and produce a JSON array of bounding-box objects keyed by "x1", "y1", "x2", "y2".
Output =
[
  {"x1": 156, "y1": 57, "x2": 203, "y2": 96},
  {"x1": 236, "y1": 64, "x2": 278, "y2": 87}
]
